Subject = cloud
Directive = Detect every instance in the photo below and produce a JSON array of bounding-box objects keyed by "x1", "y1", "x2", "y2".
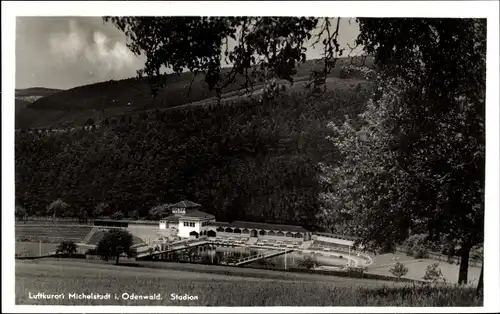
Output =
[
  {"x1": 49, "y1": 20, "x2": 85, "y2": 62},
  {"x1": 48, "y1": 19, "x2": 136, "y2": 79},
  {"x1": 17, "y1": 17, "x2": 360, "y2": 89}
]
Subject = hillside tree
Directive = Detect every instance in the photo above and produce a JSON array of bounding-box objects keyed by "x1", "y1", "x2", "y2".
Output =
[
  {"x1": 148, "y1": 203, "x2": 171, "y2": 220},
  {"x1": 390, "y1": 262, "x2": 409, "y2": 279},
  {"x1": 15, "y1": 205, "x2": 28, "y2": 221},
  {"x1": 96, "y1": 229, "x2": 134, "y2": 265},
  {"x1": 322, "y1": 18, "x2": 485, "y2": 284},
  {"x1": 47, "y1": 199, "x2": 70, "y2": 218},
  {"x1": 56, "y1": 240, "x2": 78, "y2": 256}
]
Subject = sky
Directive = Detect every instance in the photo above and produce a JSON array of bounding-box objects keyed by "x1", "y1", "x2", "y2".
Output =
[{"x1": 15, "y1": 17, "x2": 361, "y2": 90}]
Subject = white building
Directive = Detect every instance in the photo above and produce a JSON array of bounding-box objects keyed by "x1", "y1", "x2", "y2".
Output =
[{"x1": 159, "y1": 200, "x2": 215, "y2": 239}]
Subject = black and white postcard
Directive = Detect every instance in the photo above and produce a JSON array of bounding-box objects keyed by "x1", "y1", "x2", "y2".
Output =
[{"x1": 2, "y1": 1, "x2": 499, "y2": 313}]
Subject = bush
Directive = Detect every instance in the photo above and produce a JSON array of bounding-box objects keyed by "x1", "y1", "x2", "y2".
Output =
[
  {"x1": 345, "y1": 265, "x2": 367, "y2": 277},
  {"x1": 15, "y1": 205, "x2": 28, "y2": 221},
  {"x1": 16, "y1": 236, "x2": 30, "y2": 242},
  {"x1": 413, "y1": 247, "x2": 428, "y2": 259},
  {"x1": 298, "y1": 257, "x2": 319, "y2": 270},
  {"x1": 422, "y1": 263, "x2": 445, "y2": 284},
  {"x1": 389, "y1": 262, "x2": 409, "y2": 279},
  {"x1": 18, "y1": 249, "x2": 32, "y2": 258},
  {"x1": 403, "y1": 234, "x2": 431, "y2": 258},
  {"x1": 56, "y1": 240, "x2": 77, "y2": 256},
  {"x1": 257, "y1": 258, "x2": 276, "y2": 268},
  {"x1": 85, "y1": 248, "x2": 97, "y2": 255}
]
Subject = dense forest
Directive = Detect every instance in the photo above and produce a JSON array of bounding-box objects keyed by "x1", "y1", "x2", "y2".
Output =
[{"x1": 15, "y1": 84, "x2": 371, "y2": 228}]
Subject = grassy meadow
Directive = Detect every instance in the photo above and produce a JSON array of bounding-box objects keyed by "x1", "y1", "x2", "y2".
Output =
[
  {"x1": 15, "y1": 259, "x2": 481, "y2": 306},
  {"x1": 367, "y1": 253, "x2": 482, "y2": 285},
  {"x1": 15, "y1": 242, "x2": 58, "y2": 257}
]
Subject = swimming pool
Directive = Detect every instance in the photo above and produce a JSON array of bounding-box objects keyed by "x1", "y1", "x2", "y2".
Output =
[{"x1": 149, "y1": 243, "x2": 363, "y2": 270}]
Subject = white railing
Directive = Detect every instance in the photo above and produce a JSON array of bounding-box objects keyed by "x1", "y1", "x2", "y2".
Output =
[
  {"x1": 136, "y1": 239, "x2": 210, "y2": 258},
  {"x1": 234, "y1": 249, "x2": 293, "y2": 265}
]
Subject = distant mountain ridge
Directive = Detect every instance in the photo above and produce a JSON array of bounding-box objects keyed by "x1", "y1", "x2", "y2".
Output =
[
  {"x1": 15, "y1": 56, "x2": 374, "y2": 129},
  {"x1": 15, "y1": 88, "x2": 64, "y2": 128},
  {"x1": 15, "y1": 87, "x2": 63, "y2": 98}
]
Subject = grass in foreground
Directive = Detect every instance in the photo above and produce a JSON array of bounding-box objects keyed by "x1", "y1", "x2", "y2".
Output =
[
  {"x1": 15, "y1": 259, "x2": 481, "y2": 306},
  {"x1": 368, "y1": 253, "x2": 482, "y2": 285},
  {"x1": 15, "y1": 242, "x2": 58, "y2": 257}
]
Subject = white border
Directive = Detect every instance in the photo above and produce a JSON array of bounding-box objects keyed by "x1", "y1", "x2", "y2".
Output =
[{"x1": 2, "y1": 1, "x2": 499, "y2": 313}]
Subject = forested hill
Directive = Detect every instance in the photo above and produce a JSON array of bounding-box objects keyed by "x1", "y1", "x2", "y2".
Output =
[
  {"x1": 15, "y1": 87, "x2": 64, "y2": 129},
  {"x1": 15, "y1": 82, "x2": 372, "y2": 228},
  {"x1": 15, "y1": 56, "x2": 374, "y2": 129}
]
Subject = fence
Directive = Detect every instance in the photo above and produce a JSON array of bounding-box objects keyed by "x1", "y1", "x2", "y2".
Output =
[
  {"x1": 15, "y1": 253, "x2": 58, "y2": 260},
  {"x1": 16, "y1": 235, "x2": 85, "y2": 243},
  {"x1": 16, "y1": 216, "x2": 95, "y2": 224},
  {"x1": 394, "y1": 245, "x2": 482, "y2": 267}
]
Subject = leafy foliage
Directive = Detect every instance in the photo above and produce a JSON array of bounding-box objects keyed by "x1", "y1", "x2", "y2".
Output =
[
  {"x1": 389, "y1": 262, "x2": 409, "y2": 279},
  {"x1": 403, "y1": 234, "x2": 430, "y2": 258},
  {"x1": 94, "y1": 202, "x2": 110, "y2": 218},
  {"x1": 56, "y1": 240, "x2": 77, "y2": 256},
  {"x1": 322, "y1": 18, "x2": 485, "y2": 284},
  {"x1": 422, "y1": 263, "x2": 445, "y2": 283},
  {"x1": 256, "y1": 258, "x2": 276, "y2": 268},
  {"x1": 103, "y1": 17, "x2": 339, "y2": 99},
  {"x1": 182, "y1": 244, "x2": 201, "y2": 263},
  {"x1": 16, "y1": 87, "x2": 370, "y2": 227},
  {"x1": 149, "y1": 204, "x2": 172, "y2": 220},
  {"x1": 85, "y1": 248, "x2": 96, "y2": 255},
  {"x1": 47, "y1": 199, "x2": 69, "y2": 217},
  {"x1": 344, "y1": 265, "x2": 367, "y2": 277},
  {"x1": 95, "y1": 229, "x2": 134, "y2": 265},
  {"x1": 15, "y1": 205, "x2": 28, "y2": 221},
  {"x1": 297, "y1": 257, "x2": 319, "y2": 269}
]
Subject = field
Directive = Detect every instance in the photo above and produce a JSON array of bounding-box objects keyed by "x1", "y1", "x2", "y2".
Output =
[
  {"x1": 13, "y1": 222, "x2": 480, "y2": 286},
  {"x1": 15, "y1": 224, "x2": 92, "y2": 242},
  {"x1": 15, "y1": 242, "x2": 59, "y2": 257},
  {"x1": 367, "y1": 253, "x2": 482, "y2": 285},
  {"x1": 14, "y1": 221, "x2": 480, "y2": 287},
  {"x1": 15, "y1": 259, "x2": 481, "y2": 306}
]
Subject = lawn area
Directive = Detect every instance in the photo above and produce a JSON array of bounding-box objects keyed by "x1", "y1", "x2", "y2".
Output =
[
  {"x1": 15, "y1": 242, "x2": 58, "y2": 257},
  {"x1": 367, "y1": 253, "x2": 482, "y2": 285},
  {"x1": 15, "y1": 224, "x2": 92, "y2": 242},
  {"x1": 15, "y1": 259, "x2": 481, "y2": 306}
]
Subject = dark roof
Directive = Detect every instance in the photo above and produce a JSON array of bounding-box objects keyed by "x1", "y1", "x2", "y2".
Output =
[
  {"x1": 228, "y1": 221, "x2": 310, "y2": 233},
  {"x1": 94, "y1": 219, "x2": 157, "y2": 225},
  {"x1": 170, "y1": 200, "x2": 201, "y2": 208},
  {"x1": 128, "y1": 220, "x2": 158, "y2": 225},
  {"x1": 210, "y1": 221, "x2": 230, "y2": 227},
  {"x1": 162, "y1": 209, "x2": 214, "y2": 221},
  {"x1": 315, "y1": 232, "x2": 360, "y2": 241},
  {"x1": 160, "y1": 216, "x2": 180, "y2": 223},
  {"x1": 179, "y1": 209, "x2": 214, "y2": 219}
]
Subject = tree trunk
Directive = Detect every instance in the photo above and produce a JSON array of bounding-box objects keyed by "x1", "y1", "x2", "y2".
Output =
[
  {"x1": 458, "y1": 246, "x2": 471, "y2": 284},
  {"x1": 475, "y1": 263, "x2": 484, "y2": 297},
  {"x1": 115, "y1": 254, "x2": 120, "y2": 265}
]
